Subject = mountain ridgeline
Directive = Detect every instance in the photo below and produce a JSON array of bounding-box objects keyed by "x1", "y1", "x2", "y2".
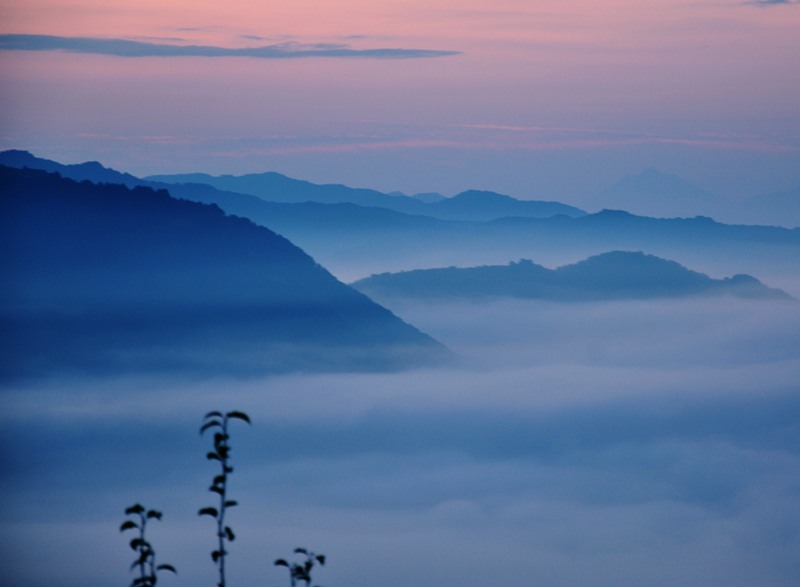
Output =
[
  {"x1": 0, "y1": 165, "x2": 445, "y2": 381},
  {"x1": 351, "y1": 252, "x2": 793, "y2": 302},
  {"x1": 3, "y1": 150, "x2": 799, "y2": 287},
  {"x1": 144, "y1": 170, "x2": 587, "y2": 221}
]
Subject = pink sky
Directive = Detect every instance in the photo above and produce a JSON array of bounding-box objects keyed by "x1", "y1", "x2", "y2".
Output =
[{"x1": 1, "y1": 0, "x2": 799, "y2": 203}]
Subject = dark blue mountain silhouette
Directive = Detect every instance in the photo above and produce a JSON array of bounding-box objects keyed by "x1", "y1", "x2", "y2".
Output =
[
  {"x1": 429, "y1": 190, "x2": 584, "y2": 221},
  {"x1": 351, "y1": 251, "x2": 792, "y2": 302},
  {"x1": 0, "y1": 149, "x2": 143, "y2": 187},
  {"x1": 3, "y1": 150, "x2": 798, "y2": 284},
  {"x1": 145, "y1": 170, "x2": 585, "y2": 220},
  {"x1": 0, "y1": 165, "x2": 444, "y2": 381}
]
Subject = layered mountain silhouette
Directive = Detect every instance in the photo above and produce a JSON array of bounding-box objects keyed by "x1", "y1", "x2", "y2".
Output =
[
  {"x1": 145, "y1": 170, "x2": 586, "y2": 221},
  {"x1": 351, "y1": 251, "x2": 793, "y2": 302},
  {"x1": 3, "y1": 150, "x2": 798, "y2": 289},
  {"x1": 594, "y1": 168, "x2": 721, "y2": 219},
  {"x1": 0, "y1": 165, "x2": 445, "y2": 381},
  {"x1": 0, "y1": 149, "x2": 143, "y2": 187}
]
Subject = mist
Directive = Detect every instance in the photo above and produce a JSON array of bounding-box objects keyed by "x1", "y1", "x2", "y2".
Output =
[{"x1": 2, "y1": 295, "x2": 799, "y2": 586}]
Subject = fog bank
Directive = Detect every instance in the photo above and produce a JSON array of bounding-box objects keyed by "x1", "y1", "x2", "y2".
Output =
[{"x1": 2, "y1": 297, "x2": 798, "y2": 586}]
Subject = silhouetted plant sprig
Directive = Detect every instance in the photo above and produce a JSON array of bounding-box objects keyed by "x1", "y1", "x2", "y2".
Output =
[
  {"x1": 120, "y1": 503, "x2": 176, "y2": 587},
  {"x1": 275, "y1": 548, "x2": 326, "y2": 587},
  {"x1": 199, "y1": 410, "x2": 251, "y2": 587}
]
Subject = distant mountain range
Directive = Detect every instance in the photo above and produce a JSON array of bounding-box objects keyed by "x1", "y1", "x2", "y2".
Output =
[
  {"x1": 145, "y1": 171, "x2": 587, "y2": 221},
  {"x1": 2, "y1": 150, "x2": 798, "y2": 292},
  {"x1": 351, "y1": 251, "x2": 793, "y2": 302},
  {"x1": 0, "y1": 148, "x2": 143, "y2": 188},
  {"x1": 594, "y1": 168, "x2": 800, "y2": 227},
  {"x1": 595, "y1": 169, "x2": 721, "y2": 219},
  {"x1": 0, "y1": 165, "x2": 445, "y2": 381}
]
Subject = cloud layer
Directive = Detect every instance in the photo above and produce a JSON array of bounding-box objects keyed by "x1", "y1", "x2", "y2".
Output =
[
  {"x1": 2, "y1": 297, "x2": 799, "y2": 587},
  {"x1": 747, "y1": 0, "x2": 800, "y2": 5},
  {"x1": 0, "y1": 34, "x2": 460, "y2": 60}
]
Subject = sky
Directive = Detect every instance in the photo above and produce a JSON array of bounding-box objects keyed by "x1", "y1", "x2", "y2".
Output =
[
  {"x1": 2, "y1": 4, "x2": 800, "y2": 586},
  {"x1": 1, "y1": 0, "x2": 800, "y2": 205}
]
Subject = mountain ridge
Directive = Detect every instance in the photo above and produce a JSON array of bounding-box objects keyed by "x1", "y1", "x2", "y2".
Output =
[
  {"x1": 0, "y1": 164, "x2": 446, "y2": 380},
  {"x1": 351, "y1": 251, "x2": 793, "y2": 302},
  {"x1": 3, "y1": 150, "x2": 798, "y2": 288},
  {"x1": 145, "y1": 168, "x2": 586, "y2": 221}
]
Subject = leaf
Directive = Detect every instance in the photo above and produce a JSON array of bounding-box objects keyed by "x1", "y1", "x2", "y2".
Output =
[
  {"x1": 125, "y1": 504, "x2": 145, "y2": 515},
  {"x1": 275, "y1": 559, "x2": 289, "y2": 567},
  {"x1": 200, "y1": 420, "x2": 222, "y2": 435},
  {"x1": 119, "y1": 520, "x2": 137, "y2": 532},
  {"x1": 209, "y1": 485, "x2": 224, "y2": 495},
  {"x1": 204, "y1": 411, "x2": 224, "y2": 420},
  {"x1": 211, "y1": 549, "x2": 226, "y2": 562},
  {"x1": 198, "y1": 507, "x2": 219, "y2": 518},
  {"x1": 130, "y1": 538, "x2": 145, "y2": 550},
  {"x1": 213, "y1": 474, "x2": 226, "y2": 486},
  {"x1": 226, "y1": 411, "x2": 251, "y2": 424},
  {"x1": 316, "y1": 555, "x2": 326, "y2": 565},
  {"x1": 224, "y1": 500, "x2": 238, "y2": 508},
  {"x1": 157, "y1": 564, "x2": 177, "y2": 574},
  {"x1": 146, "y1": 510, "x2": 162, "y2": 520},
  {"x1": 295, "y1": 547, "x2": 308, "y2": 555},
  {"x1": 224, "y1": 526, "x2": 235, "y2": 541},
  {"x1": 206, "y1": 451, "x2": 222, "y2": 461}
]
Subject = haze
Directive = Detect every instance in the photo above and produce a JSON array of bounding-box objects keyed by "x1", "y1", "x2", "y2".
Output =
[
  {"x1": 2, "y1": 0, "x2": 799, "y2": 204},
  {"x1": 2, "y1": 2, "x2": 800, "y2": 586},
  {"x1": 2, "y1": 296, "x2": 799, "y2": 586}
]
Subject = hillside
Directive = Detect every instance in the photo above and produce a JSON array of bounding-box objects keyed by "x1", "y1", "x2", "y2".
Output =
[
  {"x1": 3, "y1": 151, "x2": 799, "y2": 288},
  {"x1": 0, "y1": 165, "x2": 445, "y2": 380},
  {"x1": 145, "y1": 169, "x2": 585, "y2": 221},
  {"x1": 351, "y1": 251, "x2": 793, "y2": 302}
]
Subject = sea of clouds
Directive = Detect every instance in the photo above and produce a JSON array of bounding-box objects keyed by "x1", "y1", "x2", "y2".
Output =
[{"x1": 1, "y1": 297, "x2": 799, "y2": 586}]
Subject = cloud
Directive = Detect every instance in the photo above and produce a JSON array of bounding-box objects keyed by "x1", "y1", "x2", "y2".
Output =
[
  {"x1": 2, "y1": 296, "x2": 799, "y2": 586},
  {"x1": 0, "y1": 34, "x2": 460, "y2": 60},
  {"x1": 746, "y1": 0, "x2": 800, "y2": 5}
]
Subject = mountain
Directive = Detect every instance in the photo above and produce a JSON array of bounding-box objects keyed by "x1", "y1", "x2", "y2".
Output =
[
  {"x1": 0, "y1": 165, "x2": 445, "y2": 381},
  {"x1": 144, "y1": 170, "x2": 423, "y2": 210},
  {"x1": 0, "y1": 148, "x2": 143, "y2": 187},
  {"x1": 3, "y1": 151, "x2": 798, "y2": 290},
  {"x1": 595, "y1": 168, "x2": 722, "y2": 218},
  {"x1": 145, "y1": 169, "x2": 585, "y2": 221},
  {"x1": 407, "y1": 191, "x2": 446, "y2": 203},
  {"x1": 1, "y1": 150, "x2": 585, "y2": 225},
  {"x1": 351, "y1": 251, "x2": 793, "y2": 302},
  {"x1": 425, "y1": 190, "x2": 584, "y2": 221}
]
